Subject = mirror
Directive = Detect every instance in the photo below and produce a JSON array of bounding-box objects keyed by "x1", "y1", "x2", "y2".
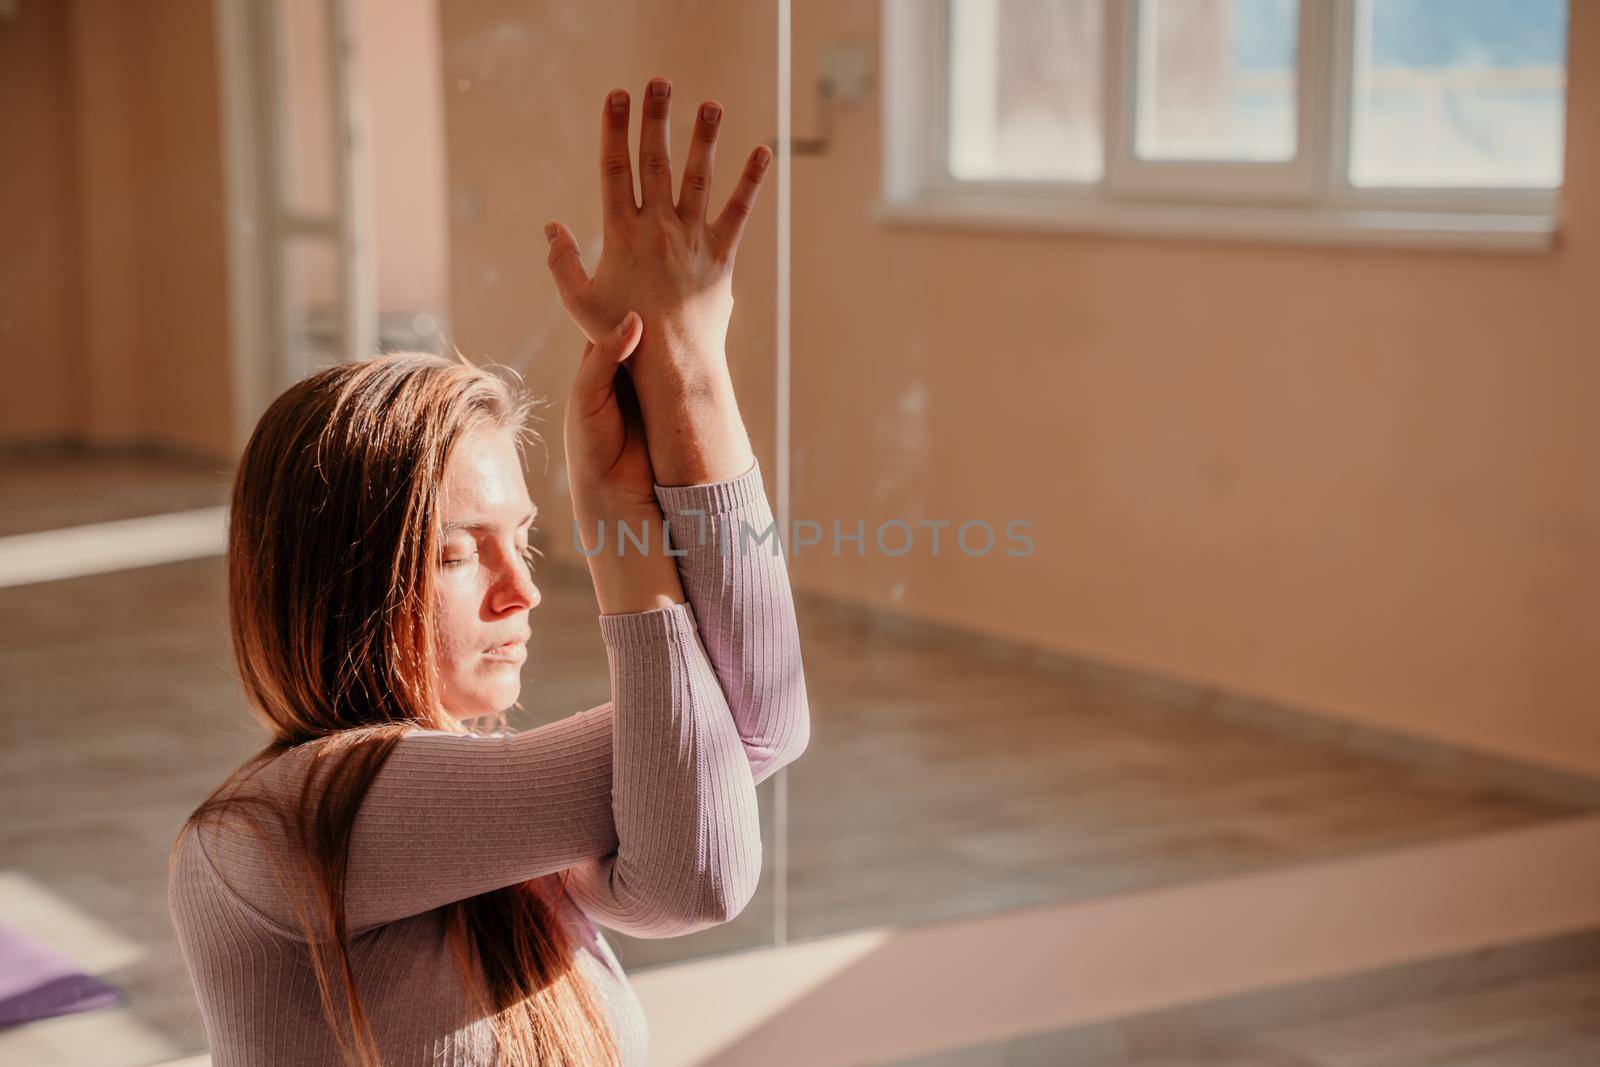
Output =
[
  {"x1": 3, "y1": 2, "x2": 1595, "y2": 1066},
  {"x1": 0, "y1": 1, "x2": 787, "y2": 1062}
]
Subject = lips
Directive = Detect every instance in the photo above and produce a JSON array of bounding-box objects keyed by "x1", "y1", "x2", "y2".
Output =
[{"x1": 484, "y1": 632, "x2": 530, "y2": 654}]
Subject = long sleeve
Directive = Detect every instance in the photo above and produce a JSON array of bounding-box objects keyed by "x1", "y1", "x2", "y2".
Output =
[
  {"x1": 652, "y1": 457, "x2": 811, "y2": 786},
  {"x1": 558, "y1": 605, "x2": 765, "y2": 937},
  {"x1": 562, "y1": 458, "x2": 811, "y2": 934},
  {"x1": 186, "y1": 599, "x2": 762, "y2": 941}
]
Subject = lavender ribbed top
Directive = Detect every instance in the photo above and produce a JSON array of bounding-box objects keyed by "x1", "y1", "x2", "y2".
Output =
[{"x1": 168, "y1": 458, "x2": 810, "y2": 1066}]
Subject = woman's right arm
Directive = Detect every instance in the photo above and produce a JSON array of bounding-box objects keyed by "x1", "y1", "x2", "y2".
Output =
[
  {"x1": 187, "y1": 578, "x2": 763, "y2": 941},
  {"x1": 575, "y1": 493, "x2": 685, "y2": 616}
]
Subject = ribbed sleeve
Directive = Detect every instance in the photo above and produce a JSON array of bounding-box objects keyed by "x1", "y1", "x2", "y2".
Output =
[
  {"x1": 560, "y1": 602, "x2": 764, "y2": 937},
  {"x1": 181, "y1": 604, "x2": 767, "y2": 939},
  {"x1": 654, "y1": 456, "x2": 811, "y2": 786},
  {"x1": 167, "y1": 459, "x2": 811, "y2": 1066}
]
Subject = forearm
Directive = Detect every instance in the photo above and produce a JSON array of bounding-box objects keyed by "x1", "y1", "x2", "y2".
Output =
[
  {"x1": 630, "y1": 353, "x2": 755, "y2": 487},
  {"x1": 582, "y1": 543, "x2": 684, "y2": 616},
  {"x1": 573, "y1": 492, "x2": 686, "y2": 615},
  {"x1": 654, "y1": 458, "x2": 811, "y2": 786},
  {"x1": 565, "y1": 603, "x2": 764, "y2": 936}
]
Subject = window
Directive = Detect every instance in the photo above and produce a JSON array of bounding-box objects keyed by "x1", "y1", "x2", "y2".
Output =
[
  {"x1": 1134, "y1": 0, "x2": 1299, "y2": 163},
  {"x1": 1347, "y1": 0, "x2": 1568, "y2": 189},
  {"x1": 947, "y1": 0, "x2": 1105, "y2": 182},
  {"x1": 880, "y1": 0, "x2": 1569, "y2": 249}
]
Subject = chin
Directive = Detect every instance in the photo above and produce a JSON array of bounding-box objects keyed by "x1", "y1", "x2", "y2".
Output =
[{"x1": 447, "y1": 682, "x2": 522, "y2": 722}]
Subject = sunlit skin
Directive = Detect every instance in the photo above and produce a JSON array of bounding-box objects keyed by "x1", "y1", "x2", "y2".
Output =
[
  {"x1": 545, "y1": 76, "x2": 769, "y2": 491},
  {"x1": 434, "y1": 76, "x2": 771, "y2": 718},
  {"x1": 432, "y1": 426, "x2": 542, "y2": 720},
  {"x1": 543, "y1": 77, "x2": 769, "y2": 381}
]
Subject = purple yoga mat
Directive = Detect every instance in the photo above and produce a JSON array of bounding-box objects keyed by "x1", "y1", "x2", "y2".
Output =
[{"x1": 0, "y1": 918, "x2": 121, "y2": 1028}]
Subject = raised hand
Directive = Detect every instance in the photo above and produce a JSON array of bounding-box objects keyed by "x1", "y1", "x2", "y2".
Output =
[
  {"x1": 562, "y1": 312, "x2": 659, "y2": 520},
  {"x1": 543, "y1": 76, "x2": 772, "y2": 398}
]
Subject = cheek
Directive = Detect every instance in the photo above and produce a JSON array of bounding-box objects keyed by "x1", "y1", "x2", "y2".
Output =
[
  {"x1": 431, "y1": 580, "x2": 522, "y2": 713},
  {"x1": 432, "y1": 585, "x2": 482, "y2": 678}
]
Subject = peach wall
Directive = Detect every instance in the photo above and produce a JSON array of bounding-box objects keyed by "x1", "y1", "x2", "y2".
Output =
[
  {"x1": 70, "y1": 0, "x2": 145, "y2": 446},
  {"x1": 122, "y1": 0, "x2": 234, "y2": 458},
  {"x1": 0, "y1": 1, "x2": 81, "y2": 439},
  {"x1": 358, "y1": 0, "x2": 450, "y2": 318},
  {"x1": 438, "y1": 0, "x2": 778, "y2": 575},
  {"x1": 785, "y1": 2, "x2": 1600, "y2": 776},
  {"x1": 0, "y1": 0, "x2": 233, "y2": 459},
  {"x1": 438, "y1": 4, "x2": 1599, "y2": 776}
]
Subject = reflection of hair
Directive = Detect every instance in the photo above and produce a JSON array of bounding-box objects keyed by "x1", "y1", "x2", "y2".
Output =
[{"x1": 171, "y1": 352, "x2": 620, "y2": 1066}]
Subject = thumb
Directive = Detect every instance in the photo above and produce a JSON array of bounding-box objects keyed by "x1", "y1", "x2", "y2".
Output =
[
  {"x1": 597, "y1": 311, "x2": 642, "y2": 364},
  {"x1": 544, "y1": 221, "x2": 591, "y2": 311},
  {"x1": 572, "y1": 312, "x2": 642, "y2": 408}
]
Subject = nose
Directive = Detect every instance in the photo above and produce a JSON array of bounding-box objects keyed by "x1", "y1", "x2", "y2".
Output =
[
  {"x1": 512, "y1": 568, "x2": 540, "y2": 611},
  {"x1": 496, "y1": 552, "x2": 540, "y2": 613}
]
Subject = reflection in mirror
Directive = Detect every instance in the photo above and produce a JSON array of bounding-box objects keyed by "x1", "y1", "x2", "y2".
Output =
[
  {"x1": 5, "y1": 1, "x2": 1600, "y2": 1066},
  {"x1": 1, "y1": 0, "x2": 787, "y2": 1064}
]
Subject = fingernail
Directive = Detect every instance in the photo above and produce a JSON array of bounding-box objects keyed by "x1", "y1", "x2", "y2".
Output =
[
  {"x1": 701, "y1": 103, "x2": 722, "y2": 124},
  {"x1": 651, "y1": 79, "x2": 670, "y2": 100},
  {"x1": 544, "y1": 223, "x2": 557, "y2": 244},
  {"x1": 755, "y1": 145, "x2": 773, "y2": 168},
  {"x1": 609, "y1": 90, "x2": 627, "y2": 113}
]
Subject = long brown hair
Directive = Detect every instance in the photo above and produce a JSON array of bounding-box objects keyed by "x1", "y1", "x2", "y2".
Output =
[{"x1": 172, "y1": 352, "x2": 620, "y2": 1066}]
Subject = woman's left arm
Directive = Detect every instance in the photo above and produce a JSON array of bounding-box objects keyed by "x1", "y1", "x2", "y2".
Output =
[
  {"x1": 544, "y1": 78, "x2": 807, "y2": 784},
  {"x1": 557, "y1": 458, "x2": 808, "y2": 931},
  {"x1": 653, "y1": 456, "x2": 809, "y2": 786}
]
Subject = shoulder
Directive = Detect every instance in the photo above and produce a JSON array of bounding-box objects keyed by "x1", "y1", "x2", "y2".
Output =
[
  {"x1": 165, "y1": 752, "x2": 313, "y2": 924},
  {"x1": 167, "y1": 806, "x2": 314, "y2": 942},
  {"x1": 167, "y1": 822, "x2": 310, "y2": 960}
]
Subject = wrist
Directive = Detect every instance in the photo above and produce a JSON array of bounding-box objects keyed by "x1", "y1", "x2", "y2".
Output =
[
  {"x1": 629, "y1": 365, "x2": 754, "y2": 486},
  {"x1": 573, "y1": 494, "x2": 662, "y2": 527},
  {"x1": 574, "y1": 510, "x2": 668, "y2": 561},
  {"x1": 572, "y1": 485, "x2": 660, "y2": 528},
  {"x1": 632, "y1": 339, "x2": 729, "y2": 402}
]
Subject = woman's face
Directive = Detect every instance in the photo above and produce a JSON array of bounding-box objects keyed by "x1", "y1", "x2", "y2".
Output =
[{"x1": 431, "y1": 425, "x2": 542, "y2": 720}]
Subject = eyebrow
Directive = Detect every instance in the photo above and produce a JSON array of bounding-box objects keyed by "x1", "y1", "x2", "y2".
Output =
[{"x1": 442, "y1": 506, "x2": 537, "y2": 535}]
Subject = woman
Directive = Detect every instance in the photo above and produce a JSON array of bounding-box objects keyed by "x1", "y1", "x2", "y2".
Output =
[{"x1": 168, "y1": 78, "x2": 808, "y2": 1066}]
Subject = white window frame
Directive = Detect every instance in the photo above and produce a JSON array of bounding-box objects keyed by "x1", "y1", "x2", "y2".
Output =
[
  {"x1": 1106, "y1": 0, "x2": 1329, "y2": 202},
  {"x1": 879, "y1": 0, "x2": 1562, "y2": 251}
]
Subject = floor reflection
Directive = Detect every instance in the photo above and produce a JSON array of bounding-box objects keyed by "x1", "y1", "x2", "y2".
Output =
[{"x1": 0, "y1": 447, "x2": 1591, "y2": 1064}]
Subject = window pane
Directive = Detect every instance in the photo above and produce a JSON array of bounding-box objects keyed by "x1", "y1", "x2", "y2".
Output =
[
  {"x1": 947, "y1": 0, "x2": 1103, "y2": 182},
  {"x1": 1135, "y1": 0, "x2": 1299, "y2": 162},
  {"x1": 1349, "y1": 0, "x2": 1569, "y2": 188}
]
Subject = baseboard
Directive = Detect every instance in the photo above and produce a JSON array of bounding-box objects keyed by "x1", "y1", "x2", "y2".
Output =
[{"x1": 790, "y1": 587, "x2": 1600, "y2": 810}]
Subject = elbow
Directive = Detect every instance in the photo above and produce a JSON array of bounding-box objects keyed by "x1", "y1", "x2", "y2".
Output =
[
  {"x1": 783, "y1": 670, "x2": 812, "y2": 766},
  {"x1": 768, "y1": 663, "x2": 812, "y2": 770},
  {"x1": 787, "y1": 705, "x2": 811, "y2": 766},
  {"x1": 641, "y1": 854, "x2": 760, "y2": 939},
  {"x1": 746, "y1": 708, "x2": 811, "y2": 789},
  {"x1": 699, "y1": 844, "x2": 763, "y2": 927},
  {"x1": 763, "y1": 693, "x2": 813, "y2": 780}
]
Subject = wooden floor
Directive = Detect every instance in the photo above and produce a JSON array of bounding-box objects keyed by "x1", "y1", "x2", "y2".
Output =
[
  {"x1": 883, "y1": 933, "x2": 1600, "y2": 1067},
  {"x1": 1, "y1": 447, "x2": 1595, "y2": 1064},
  {"x1": 888, "y1": 967, "x2": 1600, "y2": 1067}
]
